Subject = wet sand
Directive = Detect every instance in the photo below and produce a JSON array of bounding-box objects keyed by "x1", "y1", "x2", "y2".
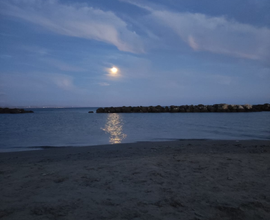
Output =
[{"x1": 0, "y1": 140, "x2": 270, "y2": 220}]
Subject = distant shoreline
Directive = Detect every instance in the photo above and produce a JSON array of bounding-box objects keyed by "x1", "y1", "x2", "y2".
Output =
[
  {"x1": 96, "y1": 103, "x2": 270, "y2": 113},
  {"x1": 0, "y1": 107, "x2": 33, "y2": 114}
]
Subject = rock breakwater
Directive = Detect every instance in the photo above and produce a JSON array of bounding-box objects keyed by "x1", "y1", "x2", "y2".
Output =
[
  {"x1": 96, "y1": 104, "x2": 270, "y2": 113},
  {"x1": 0, "y1": 108, "x2": 34, "y2": 114}
]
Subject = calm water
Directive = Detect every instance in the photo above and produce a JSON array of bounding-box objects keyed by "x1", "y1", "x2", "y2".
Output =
[{"x1": 0, "y1": 108, "x2": 270, "y2": 152}]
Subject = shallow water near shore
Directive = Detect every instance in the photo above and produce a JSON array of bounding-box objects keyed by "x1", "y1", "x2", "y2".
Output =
[{"x1": 0, "y1": 108, "x2": 270, "y2": 152}]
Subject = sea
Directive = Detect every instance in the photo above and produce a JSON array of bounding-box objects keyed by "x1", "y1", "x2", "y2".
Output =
[{"x1": 0, "y1": 107, "x2": 270, "y2": 152}]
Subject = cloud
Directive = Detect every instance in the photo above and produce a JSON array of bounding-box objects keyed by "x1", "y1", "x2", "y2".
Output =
[
  {"x1": 98, "y1": 82, "x2": 110, "y2": 86},
  {"x1": 207, "y1": 74, "x2": 233, "y2": 86},
  {"x1": 0, "y1": 0, "x2": 144, "y2": 53},
  {"x1": 188, "y1": 36, "x2": 199, "y2": 51},
  {"x1": 125, "y1": 1, "x2": 270, "y2": 62},
  {"x1": 0, "y1": 71, "x2": 92, "y2": 106},
  {"x1": 3, "y1": 0, "x2": 269, "y2": 62},
  {"x1": 1, "y1": 71, "x2": 77, "y2": 92},
  {"x1": 42, "y1": 58, "x2": 85, "y2": 72},
  {"x1": 0, "y1": 55, "x2": 12, "y2": 59},
  {"x1": 258, "y1": 67, "x2": 270, "y2": 79},
  {"x1": 52, "y1": 75, "x2": 75, "y2": 90},
  {"x1": 153, "y1": 11, "x2": 270, "y2": 60},
  {"x1": 20, "y1": 46, "x2": 49, "y2": 56}
]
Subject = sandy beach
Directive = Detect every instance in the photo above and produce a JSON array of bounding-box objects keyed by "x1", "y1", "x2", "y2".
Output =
[{"x1": 0, "y1": 140, "x2": 270, "y2": 220}]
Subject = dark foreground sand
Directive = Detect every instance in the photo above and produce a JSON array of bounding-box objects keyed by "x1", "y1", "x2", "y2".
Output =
[{"x1": 0, "y1": 140, "x2": 270, "y2": 220}]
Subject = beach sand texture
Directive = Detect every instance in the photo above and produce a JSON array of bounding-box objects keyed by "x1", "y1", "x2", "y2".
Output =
[{"x1": 0, "y1": 140, "x2": 270, "y2": 220}]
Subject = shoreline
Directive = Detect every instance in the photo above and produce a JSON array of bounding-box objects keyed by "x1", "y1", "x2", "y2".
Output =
[
  {"x1": 96, "y1": 103, "x2": 270, "y2": 113},
  {"x1": 1, "y1": 138, "x2": 270, "y2": 153},
  {"x1": 1, "y1": 140, "x2": 270, "y2": 219}
]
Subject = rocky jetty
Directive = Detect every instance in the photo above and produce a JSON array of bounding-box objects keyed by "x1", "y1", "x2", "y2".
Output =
[
  {"x1": 0, "y1": 107, "x2": 34, "y2": 114},
  {"x1": 95, "y1": 103, "x2": 270, "y2": 113}
]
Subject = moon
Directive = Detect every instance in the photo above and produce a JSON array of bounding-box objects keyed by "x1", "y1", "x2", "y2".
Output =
[{"x1": 110, "y1": 67, "x2": 118, "y2": 74}]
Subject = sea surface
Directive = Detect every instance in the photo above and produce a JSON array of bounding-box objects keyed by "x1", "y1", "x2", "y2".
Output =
[{"x1": 0, "y1": 108, "x2": 270, "y2": 152}]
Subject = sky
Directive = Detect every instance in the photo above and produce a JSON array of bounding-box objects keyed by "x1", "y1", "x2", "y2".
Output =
[{"x1": 0, "y1": 0, "x2": 269, "y2": 107}]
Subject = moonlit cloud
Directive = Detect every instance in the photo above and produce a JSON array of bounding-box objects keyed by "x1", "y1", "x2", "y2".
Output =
[
  {"x1": 20, "y1": 46, "x2": 49, "y2": 56},
  {"x1": 2, "y1": 0, "x2": 269, "y2": 60},
  {"x1": 42, "y1": 58, "x2": 85, "y2": 72},
  {"x1": 0, "y1": 0, "x2": 144, "y2": 53},
  {"x1": 98, "y1": 82, "x2": 110, "y2": 86},
  {"x1": 1, "y1": 71, "x2": 76, "y2": 92},
  {"x1": 125, "y1": 0, "x2": 270, "y2": 62},
  {"x1": 105, "y1": 66, "x2": 121, "y2": 79},
  {"x1": 153, "y1": 11, "x2": 270, "y2": 60},
  {"x1": 188, "y1": 36, "x2": 199, "y2": 51},
  {"x1": 52, "y1": 75, "x2": 75, "y2": 90},
  {"x1": 0, "y1": 71, "x2": 88, "y2": 106}
]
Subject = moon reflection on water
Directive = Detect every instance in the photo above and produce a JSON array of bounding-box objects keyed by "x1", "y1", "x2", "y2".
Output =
[{"x1": 102, "y1": 113, "x2": 127, "y2": 144}]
